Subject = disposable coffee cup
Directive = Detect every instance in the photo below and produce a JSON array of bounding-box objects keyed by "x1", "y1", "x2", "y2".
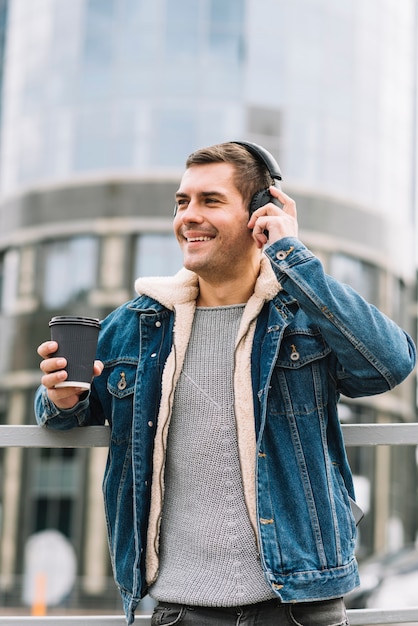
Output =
[{"x1": 49, "y1": 316, "x2": 101, "y2": 390}]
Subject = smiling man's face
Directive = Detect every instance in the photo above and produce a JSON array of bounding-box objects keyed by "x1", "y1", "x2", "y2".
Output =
[{"x1": 173, "y1": 162, "x2": 259, "y2": 282}]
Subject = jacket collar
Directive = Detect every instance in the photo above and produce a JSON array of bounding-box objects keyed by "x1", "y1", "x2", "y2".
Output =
[{"x1": 133, "y1": 255, "x2": 282, "y2": 310}]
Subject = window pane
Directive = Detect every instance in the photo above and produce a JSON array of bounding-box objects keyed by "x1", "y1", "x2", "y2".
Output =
[
  {"x1": 134, "y1": 234, "x2": 183, "y2": 278},
  {"x1": 209, "y1": 0, "x2": 244, "y2": 62},
  {"x1": 74, "y1": 107, "x2": 135, "y2": 170},
  {"x1": 0, "y1": 252, "x2": 3, "y2": 311},
  {"x1": 1, "y1": 249, "x2": 19, "y2": 314},
  {"x1": 119, "y1": 0, "x2": 158, "y2": 62},
  {"x1": 165, "y1": 0, "x2": 200, "y2": 57},
  {"x1": 390, "y1": 276, "x2": 406, "y2": 327},
  {"x1": 42, "y1": 237, "x2": 98, "y2": 308},
  {"x1": 34, "y1": 455, "x2": 79, "y2": 497},
  {"x1": 34, "y1": 497, "x2": 73, "y2": 537},
  {"x1": 329, "y1": 253, "x2": 379, "y2": 305},
  {"x1": 30, "y1": 449, "x2": 80, "y2": 537},
  {"x1": 152, "y1": 109, "x2": 196, "y2": 167},
  {"x1": 80, "y1": 0, "x2": 116, "y2": 100}
]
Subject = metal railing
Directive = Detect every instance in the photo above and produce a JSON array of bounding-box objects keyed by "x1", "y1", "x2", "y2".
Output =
[{"x1": 1, "y1": 422, "x2": 418, "y2": 625}]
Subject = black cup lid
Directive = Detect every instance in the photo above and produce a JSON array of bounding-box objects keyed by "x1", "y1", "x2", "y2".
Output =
[{"x1": 49, "y1": 316, "x2": 101, "y2": 328}]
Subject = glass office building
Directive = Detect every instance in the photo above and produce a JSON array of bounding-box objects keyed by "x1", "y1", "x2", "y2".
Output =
[{"x1": 0, "y1": 0, "x2": 416, "y2": 610}]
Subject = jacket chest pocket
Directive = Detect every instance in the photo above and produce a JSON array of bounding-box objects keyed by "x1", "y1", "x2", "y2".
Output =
[
  {"x1": 270, "y1": 332, "x2": 331, "y2": 416},
  {"x1": 107, "y1": 363, "x2": 137, "y2": 443}
]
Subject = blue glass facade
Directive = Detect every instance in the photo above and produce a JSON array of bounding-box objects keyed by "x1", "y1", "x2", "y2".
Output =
[
  {"x1": 0, "y1": 0, "x2": 7, "y2": 123},
  {"x1": 0, "y1": 1, "x2": 415, "y2": 275}
]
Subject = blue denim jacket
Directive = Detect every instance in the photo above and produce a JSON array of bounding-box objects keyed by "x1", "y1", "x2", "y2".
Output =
[{"x1": 35, "y1": 239, "x2": 416, "y2": 624}]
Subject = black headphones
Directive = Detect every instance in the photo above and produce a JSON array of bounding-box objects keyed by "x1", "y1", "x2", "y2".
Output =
[{"x1": 232, "y1": 141, "x2": 283, "y2": 215}]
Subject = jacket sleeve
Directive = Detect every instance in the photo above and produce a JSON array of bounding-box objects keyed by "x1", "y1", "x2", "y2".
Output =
[
  {"x1": 265, "y1": 237, "x2": 417, "y2": 397},
  {"x1": 34, "y1": 384, "x2": 105, "y2": 429}
]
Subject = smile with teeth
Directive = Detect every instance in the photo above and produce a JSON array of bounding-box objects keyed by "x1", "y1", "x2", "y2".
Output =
[{"x1": 186, "y1": 236, "x2": 213, "y2": 242}]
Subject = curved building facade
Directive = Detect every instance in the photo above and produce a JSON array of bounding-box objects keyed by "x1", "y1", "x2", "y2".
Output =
[{"x1": 0, "y1": 0, "x2": 416, "y2": 610}]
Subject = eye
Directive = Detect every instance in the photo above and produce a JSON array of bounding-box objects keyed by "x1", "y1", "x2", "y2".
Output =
[
  {"x1": 175, "y1": 198, "x2": 189, "y2": 210},
  {"x1": 205, "y1": 197, "x2": 221, "y2": 206}
]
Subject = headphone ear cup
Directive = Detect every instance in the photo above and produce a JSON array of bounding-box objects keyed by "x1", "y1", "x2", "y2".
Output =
[{"x1": 249, "y1": 189, "x2": 272, "y2": 216}]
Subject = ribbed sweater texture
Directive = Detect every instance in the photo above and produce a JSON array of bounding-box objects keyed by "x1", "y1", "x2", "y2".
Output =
[{"x1": 149, "y1": 305, "x2": 275, "y2": 606}]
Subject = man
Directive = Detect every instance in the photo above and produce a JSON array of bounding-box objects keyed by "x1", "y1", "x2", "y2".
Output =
[{"x1": 35, "y1": 142, "x2": 416, "y2": 625}]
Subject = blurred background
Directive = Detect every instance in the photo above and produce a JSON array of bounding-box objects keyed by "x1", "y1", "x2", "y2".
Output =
[{"x1": 0, "y1": 0, "x2": 417, "y2": 616}]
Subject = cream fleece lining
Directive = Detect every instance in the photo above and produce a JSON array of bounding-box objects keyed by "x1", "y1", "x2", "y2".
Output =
[{"x1": 134, "y1": 256, "x2": 282, "y2": 585}]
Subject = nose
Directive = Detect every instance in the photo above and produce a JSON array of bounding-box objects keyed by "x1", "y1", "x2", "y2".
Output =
[{"x1": 177, "y1": 199, "x2": 203, "y2": 223}]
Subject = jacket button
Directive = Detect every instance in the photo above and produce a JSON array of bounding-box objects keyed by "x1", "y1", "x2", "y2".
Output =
[
  {"x1": 117, "y1": 372, "x2": 127, "y2": 390},
  {"x1": 276, "y1": 245, "x2": 294, "y2": 260},
  {"x1": 155, "y1": 321, "x2": 161, "y2": 327},
  {"x1": 290, "y1": 344, "x2": 300, "y2": 361},
  {"x1": 148, "y1": 421, "x2": 154, "y2": 427}
]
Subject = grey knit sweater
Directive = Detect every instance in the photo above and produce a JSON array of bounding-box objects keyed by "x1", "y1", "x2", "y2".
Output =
[{"x1": 149, "y1": 305, "x2": 276, "y2": 606}]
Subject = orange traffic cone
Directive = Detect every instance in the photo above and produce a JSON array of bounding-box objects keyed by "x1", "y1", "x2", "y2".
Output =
[{"x1": 31, "y1": 572, "x2": 47, "y2": 616}]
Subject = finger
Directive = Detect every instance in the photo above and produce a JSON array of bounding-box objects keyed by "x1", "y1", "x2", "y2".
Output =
[
  {"x1": 93, "y1": 360, "x2": 104, "y2": 377},
  {"x1": 251, "y1": 220, "x2": 269, "y2": 249},
  {"x1": 41, "y1": 367, "x2": 68, "y2": 389},
  {"x1": 248, "y1": 205, "x2": 281, "y2": 231},
  {"x1": 269, "y1": 186, "x2": 297, "y2": 214},
  {"x1": 37, "y1": 341, "x2": 58, "y2": 359},
  {"x1": 252, "y1": 231, "x2": 268, "y2": 249},
  {"x1": 40, "y1": 356, "x2": 67, "y2": 375},
  {"x1": 250, "y1": 211, "x2": 299, "y2": 244}
]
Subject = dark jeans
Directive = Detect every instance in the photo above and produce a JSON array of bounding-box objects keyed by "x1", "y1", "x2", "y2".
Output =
[{"x1": 151, "y1": 597, "x2": 349, "y2": 626}]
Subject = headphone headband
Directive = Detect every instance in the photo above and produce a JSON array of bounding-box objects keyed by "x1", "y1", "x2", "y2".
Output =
[
  {"x1": 232, "y1": 141, "x2": 282, "y2": 182},
  {"x1": 232, "y1": 141, "x2": 282, "y2": 215}
]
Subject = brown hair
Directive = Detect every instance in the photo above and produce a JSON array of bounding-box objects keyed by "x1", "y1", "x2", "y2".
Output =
[{"x1": 185, "y1": 142, "x2": 273, "y2": 211}]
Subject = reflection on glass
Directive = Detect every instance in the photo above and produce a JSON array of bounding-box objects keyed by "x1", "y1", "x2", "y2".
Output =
[
  {"x1": 0, "y1": 252, "x2": 3, "y2": 311},
  {"x1": 329, "y1": 253, "x2": 379, "y2": 305},
  {"x1": 164, "y1": 0, "x2": 244, "y2": 62},
  {"x1": 0, "y1": 0, "x2": 9, "y2": 123},
  {"x1": 134, "y1": 233, "x2": 183, "y2": 278},
  {"x1": 74, "y1": 107, "x2": 135, "y2": 170},
  {"x1": 390, "y1": 276, "x2": 406, "y2": 327},
  {"x1": 165, "y1": 0, "x2": 199, "y2": 57},
  {"x1": 209, "y1": 0, "x2": 244, "y2": 61},
  {"x1": 153, "y1": 109, "x2": 196, "y2": 167},
  {"x1": 80, "y1": 0, "x2": 115, "y2": 100},
  {"x1": 1, "y1": 249, "x2": 19, "y2": 314},
  {"x1": 42, "y1": 237, "x2": 98, "y2": 308},
  {"x1": 32, "y1": 449, "x2": 79, "y2": 537},
  {"x1": 119, "y1": 0, "x2": 158, "y2": 62}
]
